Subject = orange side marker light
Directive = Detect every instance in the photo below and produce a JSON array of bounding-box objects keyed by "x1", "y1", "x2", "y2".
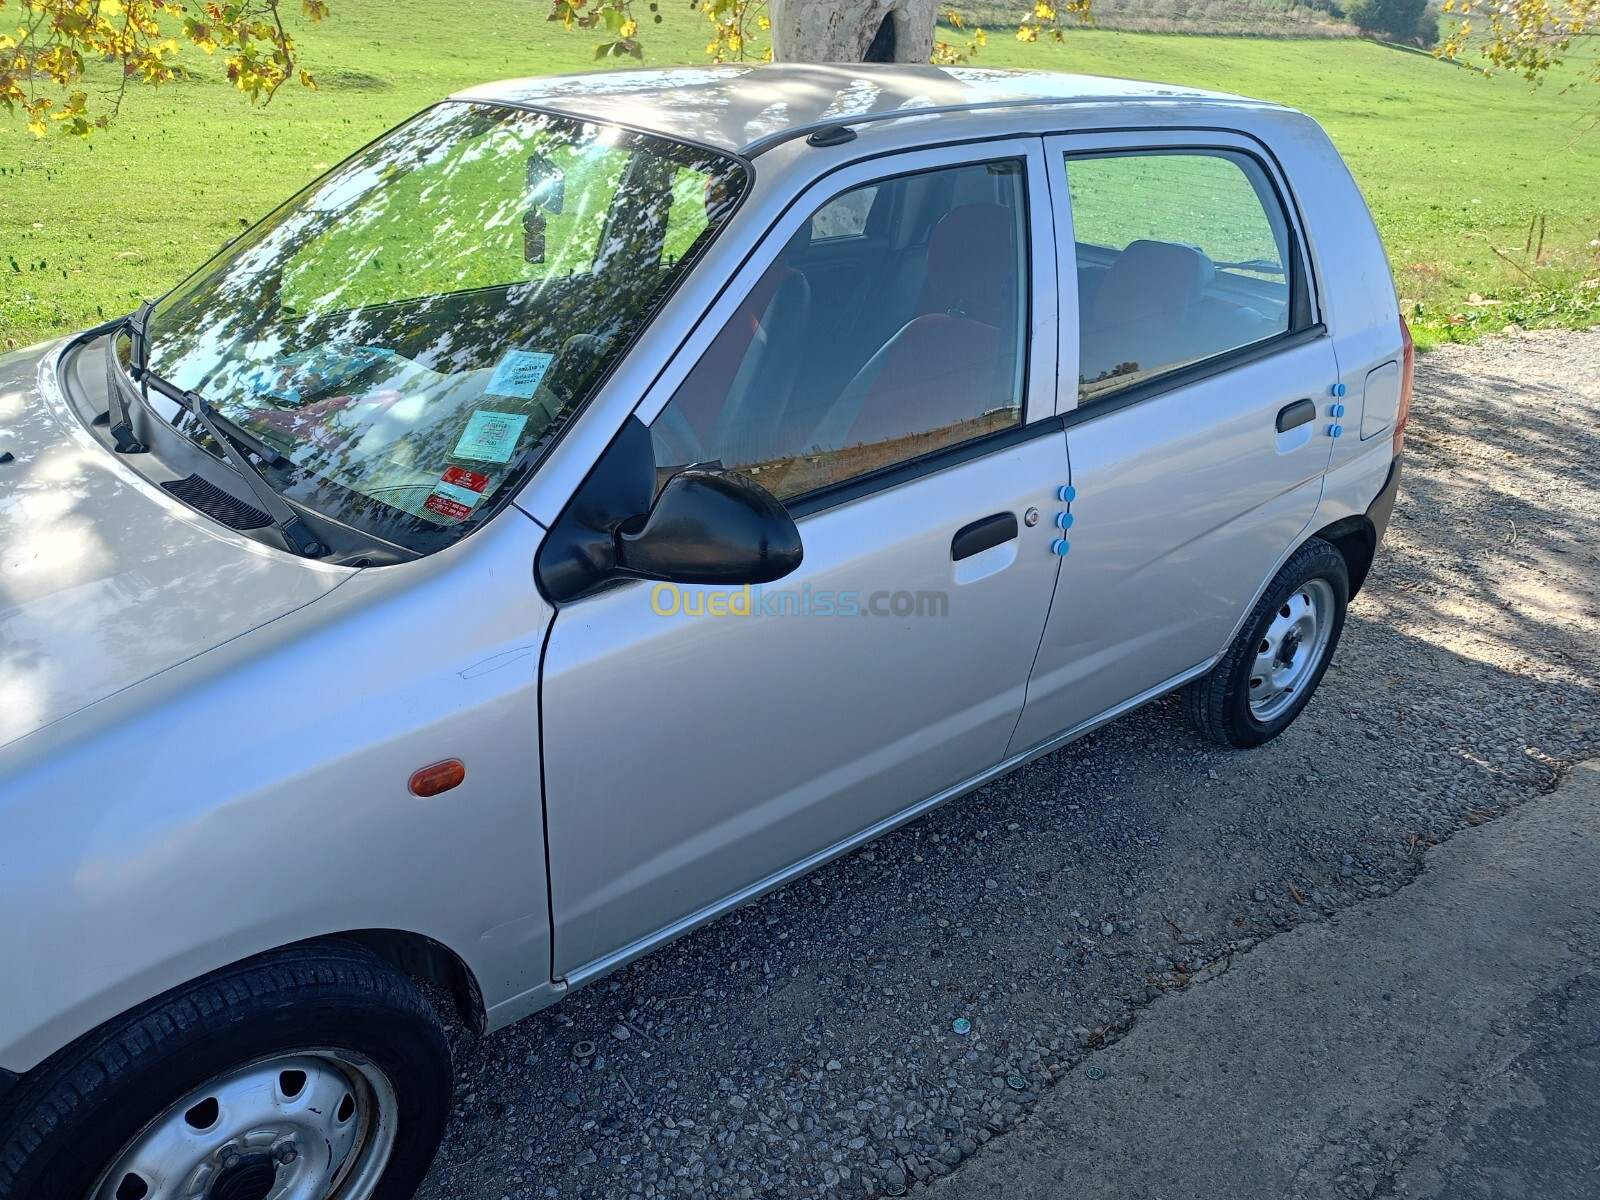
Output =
[{"x1": 410, "y1": 759, "x2": 466, "y2": 797}]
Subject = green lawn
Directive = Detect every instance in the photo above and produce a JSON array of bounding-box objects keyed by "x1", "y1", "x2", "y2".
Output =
[{"x1": 2, "y1": 6, "x2": 1596, "y2": 348}]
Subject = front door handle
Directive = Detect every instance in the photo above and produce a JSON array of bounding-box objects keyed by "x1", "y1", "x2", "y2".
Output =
[
  {"x1": 952, "y1": 512, "x2": 1018, "y2": 561},
  {"x1": 1276, "y1": 398, "x2": 1316, "y2": 433}
]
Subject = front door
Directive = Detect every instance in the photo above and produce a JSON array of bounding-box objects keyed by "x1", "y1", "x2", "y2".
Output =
[
  {"x1": 1012, "y1": 135, "x2": 1339, "y2": 752},
  {"x1": 540, "y1": 143, "x2": 1069, "y2": 979}
]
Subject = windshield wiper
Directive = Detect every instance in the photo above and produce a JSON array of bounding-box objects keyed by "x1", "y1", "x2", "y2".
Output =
[
  {"x1": 130, "y1": 363, "x2": 329, "y2": 558},
  {"x1": 103, "y1": 302, "x2": 153, "y2": 454},
  {"x1": 114, "y1": 302, "x2": 290, "y2": 469},
  {"x1": 107, "y1": 303, "x2": 326, "y2": 557},
  {"x1": 128, "y1": 363, "x2": 289, "y2": 469}
]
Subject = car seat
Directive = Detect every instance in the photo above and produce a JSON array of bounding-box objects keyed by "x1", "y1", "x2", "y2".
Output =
[
  {"x1": 810, "y1": 203, "x2": 1018, "y2": 452},
  {"x1": 1079, "y1": 239, "x2": 1214, "y2": 386}
]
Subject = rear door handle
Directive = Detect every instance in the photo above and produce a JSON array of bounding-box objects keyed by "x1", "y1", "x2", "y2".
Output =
[
  {"x1": 1276, "y1": 398, "x2": 1316, "y2": 433},
  {"x1": 952, "y1": 512, "x2": 1018, "y2": 561}
]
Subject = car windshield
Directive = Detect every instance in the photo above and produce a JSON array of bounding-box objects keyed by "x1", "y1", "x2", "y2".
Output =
[{"x1": 142, "y1": 101, "x2": 746, "y2": 555}]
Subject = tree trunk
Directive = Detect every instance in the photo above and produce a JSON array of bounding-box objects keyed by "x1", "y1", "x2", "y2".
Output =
[{"x1": 770, "y1": 0, "x2": 941, "y2": 63}]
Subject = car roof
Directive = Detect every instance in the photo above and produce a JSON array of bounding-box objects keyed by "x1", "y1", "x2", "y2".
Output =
[{"x1": 451, "y1": 63, "x2": 1277, "y2": 157}]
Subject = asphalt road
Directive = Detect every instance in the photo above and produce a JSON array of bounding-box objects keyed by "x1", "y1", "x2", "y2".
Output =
[
  {"x1": 416, "y1": 327, "x2": 1600, "y2": 1200},
  {"x1": 933, "y1": 759, "x2": 1600, "y2": 1200}
]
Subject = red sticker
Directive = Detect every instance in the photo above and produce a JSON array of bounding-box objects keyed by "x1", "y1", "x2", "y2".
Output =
[
  {"x1": 424, "y1": 467, "x2": 492, "y2": 521},
  {"x1": 424, "y1": 494, "x2": 474, "y2": 520},
  {"x1": 440, "y1": 466, "x2": 489, "y2": 492}
]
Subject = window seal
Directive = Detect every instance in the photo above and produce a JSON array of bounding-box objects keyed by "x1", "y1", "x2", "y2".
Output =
[
  {"x1": 784, "y1": 415, "x2": 1060, "y2": 520},
  {"x1": 1062, "y1": 323, "x2": 1330, "y2": 429}
]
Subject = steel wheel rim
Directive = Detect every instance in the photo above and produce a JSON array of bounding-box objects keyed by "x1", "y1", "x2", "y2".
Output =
[
  {"x1": 1248, "y1": 577, "x2": 1335, "y2": 723},
  {"x1": 90, "y1": 1049, "x2": 397, "y2": 1200}
]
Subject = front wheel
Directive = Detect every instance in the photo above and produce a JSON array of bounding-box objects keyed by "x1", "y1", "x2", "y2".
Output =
[
  {"x1": 0, "y1": 942, "x2": 452, "y2": 1200},
  {"x1": 1182, "y1": 537, "x2": 1350, "y2": 748}
]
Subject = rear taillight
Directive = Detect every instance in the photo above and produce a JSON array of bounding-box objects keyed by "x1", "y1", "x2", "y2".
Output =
[{"x1": 1394, "y1": 315, "x2": 1415, "y2": 459}]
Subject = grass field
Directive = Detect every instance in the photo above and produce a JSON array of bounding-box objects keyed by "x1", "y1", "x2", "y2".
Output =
[
  {"x1": 1, "y1": 3, "x2": 1596, "y2": 349},
  {"x1": 953, "y1": 0, "x2": 1361, "y2": 37}
]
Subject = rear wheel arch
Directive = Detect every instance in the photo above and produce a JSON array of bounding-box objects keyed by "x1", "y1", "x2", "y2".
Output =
[
  {"x1": 1184, "y1": 536, "x2": 1350, "y2": 748},
  {"x1": 1311, "y1": 514, "x2": 1377, "y2": 597}
]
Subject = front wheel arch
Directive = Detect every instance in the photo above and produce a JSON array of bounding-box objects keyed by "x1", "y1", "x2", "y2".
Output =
[
  {"x1": 334, "y1": 928, "x2": 487, "y2": 1036},
  {"x1": 2, "y1": 927, "x2": 487, "y2": 1087},
  {"x1": 0, "y1": 939, "x2": 453, "y2": 1200}
]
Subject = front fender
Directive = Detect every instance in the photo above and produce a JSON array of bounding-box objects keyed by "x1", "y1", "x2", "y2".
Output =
[{"x1": 0, "y1": 509, "x2": 554, "y2": 1074}]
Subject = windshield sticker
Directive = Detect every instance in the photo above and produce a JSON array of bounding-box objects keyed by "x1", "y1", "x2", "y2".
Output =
[
  {"x1": 453, "y1": 410, "x2": 529, "y2": 464},
  {"x1": 484, "y1": 350, "x2": 554, "y2": 400},
  {"x1": 423, "y1": 466, "x2": 491, "y2": 521}
]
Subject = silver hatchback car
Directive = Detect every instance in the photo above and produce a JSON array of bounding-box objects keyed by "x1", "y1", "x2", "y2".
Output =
[{"x1": 0, "y1": 64, "x2": 1410, "y2": 1199}]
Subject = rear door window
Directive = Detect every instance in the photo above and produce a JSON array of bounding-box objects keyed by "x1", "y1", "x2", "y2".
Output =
[{"x1": 1067, "y1": 150, "x2": 1295, "y2": 399}]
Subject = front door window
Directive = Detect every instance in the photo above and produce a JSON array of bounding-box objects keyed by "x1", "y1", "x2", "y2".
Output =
[{"x1": 649, "y1": 159, "x2": 1031, "y2": 502}]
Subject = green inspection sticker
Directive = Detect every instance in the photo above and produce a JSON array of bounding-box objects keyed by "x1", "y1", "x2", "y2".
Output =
[
  {"x1": 484, "y1": 349, "x2": 553, "y2": 399},
  {"x1": 453, "y1": 410, "x2": 529, "y2": 464}
]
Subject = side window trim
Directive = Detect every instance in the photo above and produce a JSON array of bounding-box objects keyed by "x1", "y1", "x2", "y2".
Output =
[
  {"x1": 787, "y1": 413, "x2": 1065, "y2": 520},
  {"x1": 808, "y1": 316, "x2": 1333, "y2": 518},
  {"x1": 1044, "y1": 130, "x2": 1320, "y2": 415},
  {"x1": 626, "y1": 138, "x2": 1060, "y2": 513},
  {"x1": 808, "y1": 316, "x2": 1331, "y2": 518},
  {"x1": 1061, "y1": 322, "x2": 1331, "y2": 431}
]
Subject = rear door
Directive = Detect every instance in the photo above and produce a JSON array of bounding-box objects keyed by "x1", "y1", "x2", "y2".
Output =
[{"x1": 1011, "y1": 132, "x2": 1340, "y2": 752}]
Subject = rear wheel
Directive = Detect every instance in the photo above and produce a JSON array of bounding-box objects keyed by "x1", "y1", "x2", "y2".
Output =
[
  {"x1": 0, "y1": 942, "x2": 451, "y2": 1200},
  {"x1": 1183, "y1": 537, "x2": 1349, "y2": 748}
]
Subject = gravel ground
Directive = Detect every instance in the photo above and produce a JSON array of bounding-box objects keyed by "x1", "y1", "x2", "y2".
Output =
[{"x1": 415, "y1": 327, "x2": 1600, "y2": 1200}]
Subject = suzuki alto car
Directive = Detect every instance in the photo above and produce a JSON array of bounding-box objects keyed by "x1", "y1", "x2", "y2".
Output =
[{"x1": 0, "y1": 64, "x2": 1410, "y2": 1199}]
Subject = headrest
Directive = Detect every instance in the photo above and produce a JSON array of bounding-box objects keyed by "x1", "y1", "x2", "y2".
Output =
[
  {"x1": 1092, "y1": 240, "x2": 1215, "y2": 329},
  {"x1": 919, "y1": 203, "x2": 1016, "y2": 326}
]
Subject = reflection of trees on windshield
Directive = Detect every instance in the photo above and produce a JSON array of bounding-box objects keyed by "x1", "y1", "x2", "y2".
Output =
[{"x1": 142, "y1": 102, "x2": 746, "y2": 556}]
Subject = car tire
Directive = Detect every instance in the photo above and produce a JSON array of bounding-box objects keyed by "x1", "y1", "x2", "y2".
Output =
[
  {"x1": 0, "y1": 940, "x2": 451, "y2": 1200},
  {"x1": 1182, "y1": 537, "x2": 1350, "y2": 749}
]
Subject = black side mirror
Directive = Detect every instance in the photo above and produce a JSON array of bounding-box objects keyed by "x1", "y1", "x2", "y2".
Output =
[
  {"x1": 535, "y1": 416, "x2": 802, "y2": 603},
  {"x1": 616, "y1": 467, "x2": 802, "y2": 585}
]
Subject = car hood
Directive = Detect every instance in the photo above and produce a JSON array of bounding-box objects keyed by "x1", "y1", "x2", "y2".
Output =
[{"x1": 0, "y1": 341, "x2": 350, "y2": 749}]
